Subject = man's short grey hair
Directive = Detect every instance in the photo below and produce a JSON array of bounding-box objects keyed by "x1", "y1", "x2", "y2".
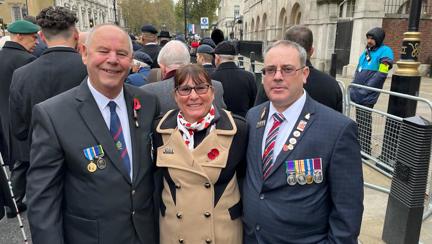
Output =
[
  {"x1": 216, "y1": 54, "x2": 235, "y2": 62},
  {"x1": 264, "y1": 40, "x2": 307, "y2": 66},
  {"x1": 85, "y1": 24, "x2": 133, "y2": 54},
  {"x1": 157, "y1": 40, "x2": 190, "y2": 69}
]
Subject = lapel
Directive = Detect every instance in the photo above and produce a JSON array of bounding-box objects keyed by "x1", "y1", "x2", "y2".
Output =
[
  {"x1": 265, "y1": 95, "x2": 317, "y2": 180},
  {"x1": 254, "y1": 103, "x2": 270, "y2": 175},
  {"x1": 75, "y1": 80, "x2": 132, "y2": 184}
]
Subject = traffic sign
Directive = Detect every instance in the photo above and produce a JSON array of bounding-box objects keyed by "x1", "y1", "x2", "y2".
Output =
[{"x1": 200, "y1": 17, "x2": 209, "y2": 30}]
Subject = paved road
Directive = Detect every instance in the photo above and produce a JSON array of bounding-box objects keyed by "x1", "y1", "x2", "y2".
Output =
[{"x1": 0, "y1": 212, "x2": 32, "y2": 244}]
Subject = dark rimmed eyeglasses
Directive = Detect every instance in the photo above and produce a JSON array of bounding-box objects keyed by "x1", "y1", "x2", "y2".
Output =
[
  {"x1": 261, "y1": 65, "x2": 305, "y2": 77},
  {"x1": 175, "y1": 84, "x2": 212, "y2": 96}
]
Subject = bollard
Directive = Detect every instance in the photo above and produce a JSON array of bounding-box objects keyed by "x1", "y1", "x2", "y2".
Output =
[
  {"x1": 382, "y1": 116, "x2": 432, "y2": 244},
  {"x1": 330, "y1": 53, "x2": 337, "y2": 78},
  {"x1": 250, "y1": 51, "x2": 256, "y2": 73}
]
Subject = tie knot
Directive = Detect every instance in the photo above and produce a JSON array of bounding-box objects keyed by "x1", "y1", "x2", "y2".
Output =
[
  {"x1": 108, "y1": 101, "x2": 117, "y2": 113},
  {"x1": 273, "y1": 113, "x2": 285, "y2": 123}
]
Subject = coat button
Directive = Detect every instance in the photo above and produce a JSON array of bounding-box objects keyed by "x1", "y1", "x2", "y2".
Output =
[
  {"x1": 176, "y1": 212, "x2": 183, "y2": 219},
  {"x1": 132, "y1": 211, "x2": 135, "y2": 216},
  {"x1": 204, "y1": 182, "x2": 211, "y2": 188},
  {"x1": 175, "y1": 183, "x2": 181, "y2": 189},
  {"x1": 205, "y1": 238, "x2": 212, "y2": 243},
  {"x1": 179, "y1": 238, "x2": 184, "y2": 243},
  {"x1": 131, "y1": 190, "x2": 136, "y2": 195},
  {"x1": 256, "y1": 224, "x2": 261, "y2": 231},
  {"x1": 259, "y1": 194, "x2": 265, "y2": 200},
  {"x1": 204, "y1": 212, "x2": 211, "y2": 218}
]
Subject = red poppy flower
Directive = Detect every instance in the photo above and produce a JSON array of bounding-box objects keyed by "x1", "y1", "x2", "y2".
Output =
[
  {"x1": 133, "y1": 98, "x2": 141, "y2": 111},
  {"x1": 207, "y1": 148, "x2": 219, "y2": 160}
]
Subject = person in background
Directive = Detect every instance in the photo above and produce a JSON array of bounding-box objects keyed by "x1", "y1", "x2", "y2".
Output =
[
  {"x1": 158, "y1": 30, "x2": 171, "y2": 47},
  {"x1": 127, "y1": 50, "x2": 153, "y2": 86},
  {"x1": 350, "y1": 27, "x2": 394, "y2": 155},
  {"x1": 139, "y1": 24, "x2": 161, "y2": 68},
  {"x1": 153, "y1": 64, "x2": 246, "y2": 244},
  {"x1": 196, "y1": 44, "x2": 216, "y2": 76}
]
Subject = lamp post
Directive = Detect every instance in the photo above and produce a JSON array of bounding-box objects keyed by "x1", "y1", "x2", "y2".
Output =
[
  {"x1": 184, "y1": 0, "x2": 187, "y2": 39},
  {"x1": 113, "y1": 0, "x2": 118, "y2": 25}
]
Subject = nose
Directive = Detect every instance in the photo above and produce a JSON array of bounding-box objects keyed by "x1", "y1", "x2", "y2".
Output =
[
  {"x1": 188, "y1": 88, "x2": 200, "y2": 99},
  {"x1": 273, "y1": 68, "x2": 284, "y2": 80},
  {"x1": 107, "y1": 52, "x2": 119, "y2": 64}
]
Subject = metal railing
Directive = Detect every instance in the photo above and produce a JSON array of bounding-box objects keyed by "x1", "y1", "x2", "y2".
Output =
[{"x1": 384, "y1": 0, "x2": 432, "y2": 15}]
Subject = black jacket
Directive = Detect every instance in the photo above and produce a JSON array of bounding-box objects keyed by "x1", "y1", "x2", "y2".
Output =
[
  {"x1": 255, "y1": 60, "x2": 343, "y2": 113},
  {"x1": 211, "y1": 62, "x2": 257, "y2": 117},
  {"x1": 0, "y1": 41, "x2": 36, "y2": 164},
  {"x1": 139, "y1": 44, "x2": 161, "y2": 69},
  {"x1": 9, "y1": 47, "x2": 87, "y2": 162}
]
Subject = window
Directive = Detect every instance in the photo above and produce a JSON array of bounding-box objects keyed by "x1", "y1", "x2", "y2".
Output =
[
  {"x1": 234, "y1": 5, "x2": 240, "y2": 18},
  {"x1": 12, "y1": 5, "x2": 22, "y2": 21},
  {"x1": 339, "y1": 0, "x2": 356, "y2": 18}
]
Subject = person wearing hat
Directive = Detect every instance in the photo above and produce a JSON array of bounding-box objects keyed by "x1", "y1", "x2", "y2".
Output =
[
  {"x1": 350, "y1": 27, "x2": 394, "y2": 156},
  {"x1": 8, "y1": 6, "x2": 87, "y2": 219},
  {"x1": 139, "y1": 24, "x2": 161, "y2": 68},
  {"x1": 211, "y1": 41, "x2": 256, "y2": 117},
  {"x1": 0, "y1": 19, "x2": 38, "y2": 183},
  {"x1": 127, "y1": 50, "x2": 153, "y2": 86},
  {"x1": 196, "y1": 44, "x2": 216, "y2": 76},
  {"x1": 157, "y1": 30, "x2": 171, "y2": 47},
  {"x1": 211, "y1": 28, "x2": 225, "y2": 46}
]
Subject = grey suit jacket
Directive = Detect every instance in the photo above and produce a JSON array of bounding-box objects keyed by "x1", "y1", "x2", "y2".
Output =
[
  {"x1": 141, "y1": 77, "x2": 226, "y2": 115},
  {"x1": 27, "y1": 80, "x2": 159, "y2": 244},
  {"x1": 243, "y1": 95, "x2": 364, "y2": 244}
]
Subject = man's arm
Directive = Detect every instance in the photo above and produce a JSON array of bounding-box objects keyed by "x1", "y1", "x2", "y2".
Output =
[
  {"x1": 27, "y1": 104, "x2": 65, "y2": 244},
  {"x1": 327, "y1": 120, "x2": 364, "y2": 244},
  {"x1": 9, "y1": 72, "x2": 29, "y2": 141}
]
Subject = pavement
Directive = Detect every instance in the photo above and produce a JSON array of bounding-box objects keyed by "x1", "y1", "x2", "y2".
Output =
[{"x1": 1, "y1": 75, "x2": 431, "y2": 244}]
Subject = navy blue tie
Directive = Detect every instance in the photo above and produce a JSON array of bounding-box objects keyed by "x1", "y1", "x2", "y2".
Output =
[{"x1": 108, "y1": 101, "x2": 131, "y2": 174}]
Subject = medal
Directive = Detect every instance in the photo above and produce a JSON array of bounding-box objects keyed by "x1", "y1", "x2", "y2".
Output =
[
  {"x1": 96, "y1": 157, "x2": 107, "y2": 169},
  {"x1": 313, "y1": 158, "x2": 323, "y2": 183},
  {"x1": 305, "y1": 159, "x2": 314, "y2": 184},
  {"x1": 87, "y1": 162, "x2": 97, "y2": 172},
  {"x1": 296, "y1": 160, "x2": 306, "y2": 185},
  {"x1": 285, "y1": 160, "x2": 296, "y2": 186}
]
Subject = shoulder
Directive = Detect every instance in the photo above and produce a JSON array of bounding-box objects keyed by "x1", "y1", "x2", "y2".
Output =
[
  {"x1": 312, "y1": 99, "x2": 353, "y2": 126},
  {"x1": 246, "y1": 102, "x2": 268, "y2": 121},
  {"x1": 35, "y1": 86, "x2": 79, "y2": 112}
]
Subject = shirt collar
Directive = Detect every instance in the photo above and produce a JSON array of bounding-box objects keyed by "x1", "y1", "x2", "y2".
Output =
[
  {"x1": 268, "y1": 90, "x2": 306, "y2": 122},
  {"x1": 87, "y1": 78, "x2": 126, "y2": 112}
]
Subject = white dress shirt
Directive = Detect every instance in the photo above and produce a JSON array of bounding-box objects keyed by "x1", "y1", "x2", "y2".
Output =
[
  {"x1": 87, "y1": 79, "x2": 133, "y2": 179},
  {"x1": 261, "y1": 91, "x2": 307, "y2": 163}
]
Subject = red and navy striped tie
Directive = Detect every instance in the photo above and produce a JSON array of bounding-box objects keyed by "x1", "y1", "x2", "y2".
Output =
[
  {"x1": 262, "y1": 112, "x2": 285, "y2": 179},
  {"x1": 108, "y1": 101, "x2": 131, "y2": 174}
]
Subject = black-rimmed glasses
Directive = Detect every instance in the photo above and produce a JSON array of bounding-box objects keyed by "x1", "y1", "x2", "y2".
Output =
[{"x1": 175, "y1": 84, "x2": 212, "y2": 96}]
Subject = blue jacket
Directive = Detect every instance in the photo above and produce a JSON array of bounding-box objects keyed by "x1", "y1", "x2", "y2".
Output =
[
  {"x1": 350, "y1": 44, "x2": 394, "y2": 105},
  {"x1": 126, "y1": 67, "x2": 151, "y2": 87}
]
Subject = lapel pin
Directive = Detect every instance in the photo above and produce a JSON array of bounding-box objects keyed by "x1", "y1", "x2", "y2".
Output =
[
  {"x1": 260, "y1": 107, "x2": 266, "y2": 120},
  {"x1": 256, "y1": 120, "x2": 266, "y2": 128},
  {"x1": 305, "y1": 113, "x2": 311, "y2": 120},
  {"x1": 293, "y1": 130, "x2": 301, "y2": 138},
  {"x1": 163, "y1": 148, "x2": 174, "y2": 154}
]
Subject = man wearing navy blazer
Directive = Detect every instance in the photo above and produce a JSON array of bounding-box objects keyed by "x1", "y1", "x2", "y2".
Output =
[
  {"x1": 243, "y1": 40, "x2": 364, "y2": 244},
  {"x1": 27, "y1": 24, "x2": 158, "y2": 244}
]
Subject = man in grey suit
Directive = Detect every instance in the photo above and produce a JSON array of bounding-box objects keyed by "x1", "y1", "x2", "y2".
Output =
[
  {"x1": 141, "y1": 40, "x2": 226, "y2": 114},
  {"x1": 243, "y1": 40, "x2": 364, "y2": 243},
  {"x1": 27, "y1": 24, "x2": 158, "y2": 244}
]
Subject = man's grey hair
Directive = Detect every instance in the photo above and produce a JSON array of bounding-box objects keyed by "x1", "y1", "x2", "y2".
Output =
[
  {"x1": 157, "y1": 40, "x2": 190, "y2": 69},
  {"x1": 264, "y1": 40, "x2": 307, "y2": 66},
  {"x1": 216, "y1": 54, "x2": 235, "y2": 62},
  {"x1": 85, "y1": 24, "x2": 133, "y2": 54}
]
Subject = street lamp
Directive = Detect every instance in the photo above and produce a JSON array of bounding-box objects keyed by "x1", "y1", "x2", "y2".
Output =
[{"x1": 113, "y1": 0, "x2": 118, "y2": 25}]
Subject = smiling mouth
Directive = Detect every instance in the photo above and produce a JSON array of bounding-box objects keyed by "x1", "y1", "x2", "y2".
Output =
[
  {"x1": 187, "y1": 103, "x2": 203, "y2": 107},
  {"x1": 102, "y1": 68, "x2": 120, "y2": 74}
]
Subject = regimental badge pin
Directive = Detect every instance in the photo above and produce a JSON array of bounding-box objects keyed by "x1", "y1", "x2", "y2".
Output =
[
  {"x1": 293, "y1": 130, "x2": 301, "y2": 138},
  {"x1": 260, "y1": 107, "x2": 266, "y2": 120},
  {"x1": 163, "y1": 148, "x2": 174, "y2": 154},
  {"x1": 289, "y1": 138, "x2": 297, "y2": 145},
  {"x1": 116, "y1": 141, "x2": 123, "y2": 150},
  {"x1": 297, "y1": 120, "x2": 307, "y2": 132},
  {"x1": 256, "y1": 120, "x2": 266, "y2": 128},
  {"x1": 305, "y1": 113, "x2": 311, "y2": 120}
]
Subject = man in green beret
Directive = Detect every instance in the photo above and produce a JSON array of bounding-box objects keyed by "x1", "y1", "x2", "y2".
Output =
[{"x1": 0, "y1": 19, "x2": 39, "y2": 218}]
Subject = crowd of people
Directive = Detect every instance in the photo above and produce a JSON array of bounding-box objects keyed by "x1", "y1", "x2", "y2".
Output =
[{"x1": 0, "y1": 4, "x2": 397, "y2": 244}]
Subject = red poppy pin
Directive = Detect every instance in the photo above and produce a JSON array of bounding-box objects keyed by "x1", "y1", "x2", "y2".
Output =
[
  {"x1": 133, "y1": 98, "x2": 141, "y2": 128},
  {"x1": 207, "y1": 148, "x2": 220, "y2": 160}
]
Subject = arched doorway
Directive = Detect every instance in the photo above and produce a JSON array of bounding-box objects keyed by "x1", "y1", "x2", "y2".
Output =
[
  {"x1": 278, "y1": 8, "x2": 287, "y2": 39},
  {"x1": 251, "y1": 18, "x2": 255, "y2": 40},
  {"x1": 255, "y1": 16, "x2": 260, "y2": 40},
  {"x1": 290, "y1": 3, "x2": 301, "y2": 25},
  {"x1": 262, "y1": 13, "x2": 267, "y2": 43}
]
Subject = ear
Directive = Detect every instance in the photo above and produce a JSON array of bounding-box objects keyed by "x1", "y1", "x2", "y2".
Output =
[
  {"x1": 39, "y1": 32, "x2": 48, "y2": 44},
  {"x1": 309, "y1": 47, "x2": 314, "y2": 58},
  {"x1": 81, "y1": 44, "x2": 88, "y2": 64},
  {"x1": 302, "y1": 66, "x2": 310, "y2": 84}
]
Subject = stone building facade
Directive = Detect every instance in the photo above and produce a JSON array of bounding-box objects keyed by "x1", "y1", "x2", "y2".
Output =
[{"x1": 226, "y1": 0, "x2": 431, "y2": 77}]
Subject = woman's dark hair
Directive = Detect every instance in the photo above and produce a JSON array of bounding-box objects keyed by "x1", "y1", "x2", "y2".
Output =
[{"x1": 174, "y1": 64, "x2": 211, "y2": 88}]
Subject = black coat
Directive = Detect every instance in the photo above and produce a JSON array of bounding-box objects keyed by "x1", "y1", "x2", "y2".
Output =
[
  {"x1": 0, "y1": 41, "x2": 36, "y2": 164},
  {"x1": 9, "y1": 47, "x2": 87, "y2": 162},
  {"x1": 203, "y1": 63, "x2": 216, "y2": 76},
  {"x1": 255, "y1": 60, "x2": 343, "y2": 113},
  {"x1": 211, "y1": 62, "x2": 257, "y2": 117},
  {"x1": 139, "y1": 44, "x2": 161, "y2": 69}
]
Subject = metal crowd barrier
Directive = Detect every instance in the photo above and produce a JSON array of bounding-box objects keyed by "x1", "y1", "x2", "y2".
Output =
[{"x1": 347, "y1": 83, "x2": 432, "y2": 222}]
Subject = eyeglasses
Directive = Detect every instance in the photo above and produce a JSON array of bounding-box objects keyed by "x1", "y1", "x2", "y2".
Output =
[
  {"x1": 175, "y1": 84, "x2": 212, "y2": 96},
  {"x1": 261, "y1": 65, "x2": 305, "y2": 77}
]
